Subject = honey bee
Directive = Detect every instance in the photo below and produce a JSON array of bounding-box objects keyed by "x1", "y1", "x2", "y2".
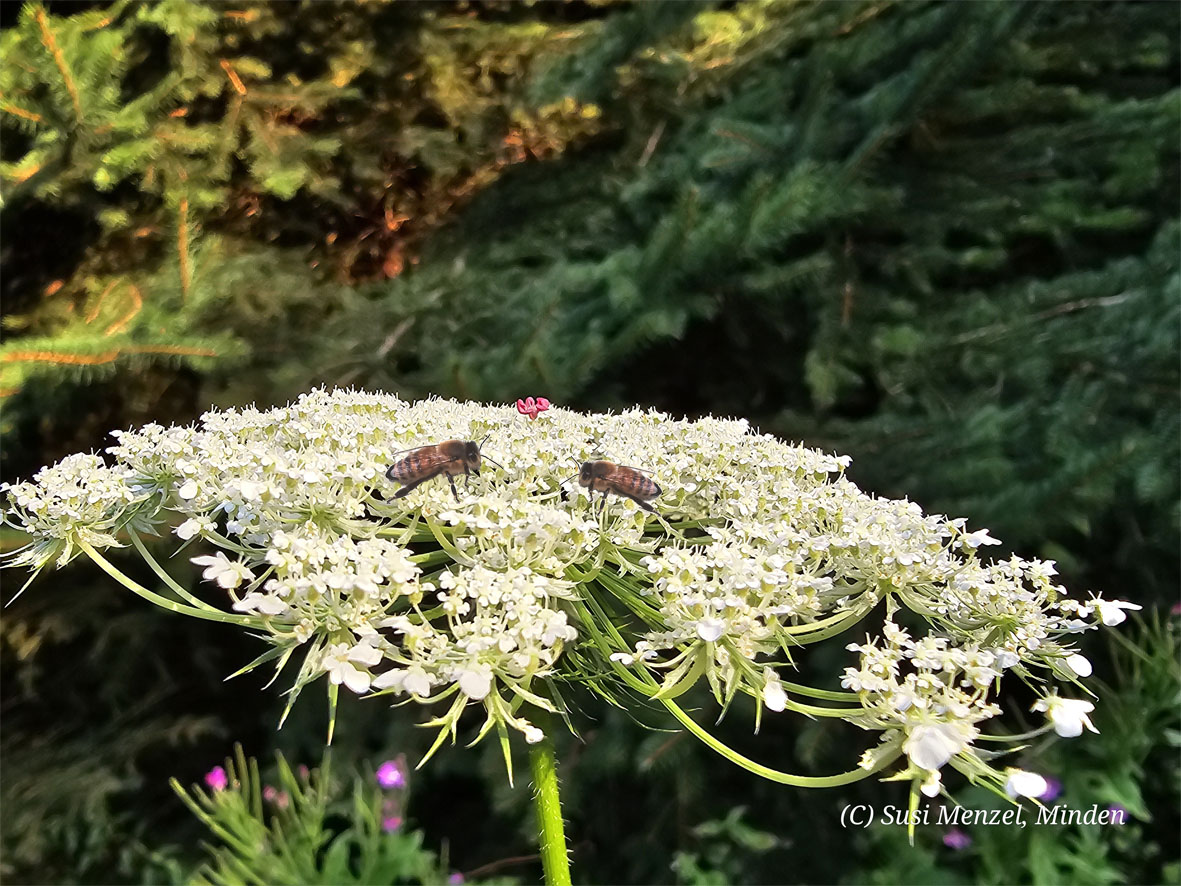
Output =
[
  {"x1": 576, "y1": 460, "x2": 661, "y2": 512},
  {"x1": 385, "y1": 436, "x2": 501, "y2": 501}
]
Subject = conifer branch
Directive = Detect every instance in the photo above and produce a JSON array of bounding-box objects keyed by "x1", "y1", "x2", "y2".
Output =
[
  {"x1": 84, "y1": 280, "x2": 120, "y2": 323},
  {"x1": 177, "y1": 198, "x2": 192, "y2": 301},
  {"x1": 219, "y1": 59, "x2": 247, "y2": 96},
  {"x1": 104, "y1": 285, "x2": 144, "y2": 336},
  {"x1": 34, "y1": 7, "x2": 83, "y2": 121},
  {"x1": 0, "y1": 100, "x2": 44, "y2": 123},
  {"x1": 2, "y1": 344, "x2": 218, "y2": 366}
]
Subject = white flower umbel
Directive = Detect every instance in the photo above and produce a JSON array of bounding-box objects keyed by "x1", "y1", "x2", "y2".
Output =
[{"x1": 1, "y1": 388, "x2": 1137, "y2": 793}]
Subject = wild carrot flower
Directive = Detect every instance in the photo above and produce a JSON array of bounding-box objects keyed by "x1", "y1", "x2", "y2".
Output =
[{"x1": 1, "y1": 388, "x2": 1139, "y2": 799}]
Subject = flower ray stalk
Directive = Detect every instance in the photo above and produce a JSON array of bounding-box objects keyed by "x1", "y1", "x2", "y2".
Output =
[{"x1": 79, "y1": 539, "x2": 263, "y2": 627}]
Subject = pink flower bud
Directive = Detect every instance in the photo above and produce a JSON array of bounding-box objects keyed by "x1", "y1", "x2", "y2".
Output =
[
  {"x1": 516, "y1": 396, "x2": 551, "y2": 420},
  {"x1": 204, "y1": 765, "x2": 228, "y2": 792}
]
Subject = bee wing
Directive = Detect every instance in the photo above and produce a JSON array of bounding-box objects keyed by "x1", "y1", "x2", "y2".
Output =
[
  {"x1": 604, "y1": 464, "x2": 661, "y2": 499},
  {"x1": 406, "y1": 448, "x2": 456, "y2": 472},
  {"x1": 615, "y1": 464, "x2": 655, "y2": 475},
  {"x1": 601, "y1": 464, "x2": 641, "y2": 486},
  {"x1": 387, "y1": 445, "x2": 423, "y2": 458},
  {"x1": 387, "y1": 446, "x2": 456, "y2": 481}
]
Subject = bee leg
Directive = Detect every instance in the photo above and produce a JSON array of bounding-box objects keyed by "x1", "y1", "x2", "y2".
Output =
[
  {"x1": 629, "y1": 496, "x2": 655, "y2": 513},
  {"x1": 447, "y1": 474, "x2": 460, "y2": 501},
  {"x1": 392, "y1": 479, "x2": 426, "y2": 499}
]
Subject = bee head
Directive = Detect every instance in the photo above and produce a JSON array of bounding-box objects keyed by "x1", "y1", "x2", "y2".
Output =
[
  {"x1": 578, "y1": 461, "x2": 594, "y2": 487},
  {"x1": 464, "y1": 440, "x2": 482, "y2": 472}
]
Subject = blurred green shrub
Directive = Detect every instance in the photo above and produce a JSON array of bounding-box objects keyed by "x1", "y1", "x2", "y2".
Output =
[{"x1": 169, "y1": 748, "x2": 497, "y2": 886}]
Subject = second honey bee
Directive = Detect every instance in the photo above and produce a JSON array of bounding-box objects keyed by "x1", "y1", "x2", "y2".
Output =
[
  {"x1": 385, "y1": 437, "x2": 499, "y2": 501},
  {"x1": 577, "y1": 460, "x2": 661, "y2": 512}
]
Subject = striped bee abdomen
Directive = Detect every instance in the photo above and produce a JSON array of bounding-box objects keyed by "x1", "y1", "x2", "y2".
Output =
[
  {"x1": 386, "y1": 447, "x2": 449, "y2": 482},
  {"x1": 627, "y1": 472, "x2": 660, "y2": 499},
  {"x1": 386, "y1": 454, "x2": 417, "y2": 481}
]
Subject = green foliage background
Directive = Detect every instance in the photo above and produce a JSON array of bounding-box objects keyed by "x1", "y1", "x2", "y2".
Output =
[{"x1": 2, "y1": 1, "x2": 1178, "y2": 884}]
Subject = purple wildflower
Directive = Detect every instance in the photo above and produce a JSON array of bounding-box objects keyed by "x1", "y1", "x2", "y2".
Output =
[
  {"x1": 382, "y1": 815, "x2": 403, "y2": 833},
  {"x1": 1039, "y1": 777, "x2": 1063, "y2": 802},
  {"x1": 1106, "y1": 804, "x2": 1128, "y2": 825},
  {"x1": 448, "y1": 874, "x2": 465, "y2": 884},
  {"x1": 942, "y1": 828, "x2": 972, "y2": 851},
  {"x1": 376, "y1": 759, "x2": 407, "y2": 789}
]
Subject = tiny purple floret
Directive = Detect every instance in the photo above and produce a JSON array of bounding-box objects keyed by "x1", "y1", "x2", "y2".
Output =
[
  {"x1": 942, "y1": 828, "x2": 972, "y2": 850},
  {"x1": 448, "y1": 874, "x2": 465, "y2": 884},
  {"x1": 376, "y1": 760, "x2": 406, "y2": 789},
  {"x1": 1106, "y1": 804, "x2": 1128, "y2": 824},
  {"x1": 1039, "y1": 776, "x2": 1063, "y2": 802},
  {"x1": 382, "y1": 815, "x2": 403, "y2": 833}
]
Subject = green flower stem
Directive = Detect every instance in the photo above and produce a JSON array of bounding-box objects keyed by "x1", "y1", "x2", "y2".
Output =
[
  {"x1": 779, "y1": 680, "x2": 859, "y2": 702},
  {"x1": 128, "y1": 529, "x2": 222, "y2": 613},
  {"x1": 200, "y1": 528, "x2": 256, "y2": 555},
  {"x1": 425, "y1": 517, "x2": 468, "y2": 563},
  {"x1": 576, "y1": 599, "x2": 899, "y2": 788},
  {"x1": 78, "y1": 539, "x2": 263, "y2": 627},
  {"x1": 409, "y1": 547, "x2": 452, "y2": 567},
  {"x1": 661, "y1": 696, "x2": 903, "y2": 786},
  {"x1": 529, "y1": 738, "x2": 572, "y2": 886},
  {"x1": 780, "y1": 604, "x2": 877, "y2": 646},
  {"x1": 977, "y1": 724, "x2": 1055, "y2": 742}
]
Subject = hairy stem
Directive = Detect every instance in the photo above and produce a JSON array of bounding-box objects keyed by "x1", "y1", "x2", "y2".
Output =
[{"x1": 528, "y1": 738, "x2": 572, "y2": 886}]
